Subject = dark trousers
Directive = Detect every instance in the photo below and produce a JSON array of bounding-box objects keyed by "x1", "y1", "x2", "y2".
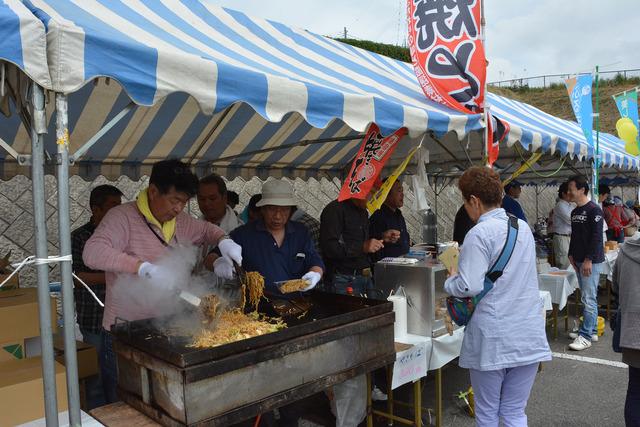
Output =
[
  {"x1": 331, "y1": 273, "x2": 387, "y2": 393},
  {"x1": 627, "y1": 366, "x2": 640, "y2": 426},
  {"x1": 607, "y1": 229, "x2": 625, "y2": 243},
  {"x1": 100, "y1": 329, "x2": 119, "y2": 404},
  {"x1": 259, "y1": 405, "x2": 301, "y2": 427},
  {"x1": 79, "y1": 328, "x2": 106, "y2": 409}
]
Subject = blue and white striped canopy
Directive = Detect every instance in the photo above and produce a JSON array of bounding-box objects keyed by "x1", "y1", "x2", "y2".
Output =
[
  {"x1": 488, "y1": 93, "x2": 640, "y2": 170},
  {"x1": 23, "y1": 0, "x2": 478, "y2": 137},
  {"x1": 0, "y1": 0, "x2": 637, "y2": 180},
  {"x1": 0, "y1": 0, "x2": 50, "y2": 89}
]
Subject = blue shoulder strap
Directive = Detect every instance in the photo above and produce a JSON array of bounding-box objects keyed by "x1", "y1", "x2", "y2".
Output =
[{"x1": 475, "y1": 215, "x2": 519, "y2": 300}]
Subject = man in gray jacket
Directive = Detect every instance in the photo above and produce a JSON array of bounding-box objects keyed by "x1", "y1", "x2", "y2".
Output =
[{"x1": 612, "y1": 238, "x2": 640, "y2": 425}]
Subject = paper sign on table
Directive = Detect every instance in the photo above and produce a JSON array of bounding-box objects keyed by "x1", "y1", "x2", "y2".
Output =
[
  {"x1": 438, "y1": 246, "x2": 459, "y2": 271},
  {"x1": 391, "y1": 342, "x2": 427, "y2": 390}
]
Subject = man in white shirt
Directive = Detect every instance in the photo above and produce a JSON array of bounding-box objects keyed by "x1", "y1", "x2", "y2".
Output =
[
  {"x1": 196, "y1": 174, "x2": 243, "y2": 272},
  {"x1": 551, "y1": 182, "x2": 575, "y2": 268}
]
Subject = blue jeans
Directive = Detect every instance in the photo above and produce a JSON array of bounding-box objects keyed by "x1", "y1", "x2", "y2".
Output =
[
  {"x1": 79, "y1": 328, "x2": 106, "y2": 409},
  {"x1": 100, "y1": 329, "x2": 119, "y2": 403},
  {"x1": 331, "y1": 273, "x2": 373, "y2": 297},
  {"x1": 576, "y1": 262, "x2": 603, "y2": 340}
]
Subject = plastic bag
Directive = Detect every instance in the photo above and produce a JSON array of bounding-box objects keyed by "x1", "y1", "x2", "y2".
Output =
[
  {"x1": 411, "y1": 147, "x2": 431, "y2": 212},
  {"x1": 330, "y1": 374, "x2": 367, "y2": 427}
]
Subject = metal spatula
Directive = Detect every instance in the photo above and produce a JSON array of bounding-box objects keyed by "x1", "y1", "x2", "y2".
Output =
[{"x1": 178, "y1": 290, "x2": 202, "y2": 307}]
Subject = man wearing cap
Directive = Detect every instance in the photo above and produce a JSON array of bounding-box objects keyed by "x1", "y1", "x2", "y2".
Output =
[
  {"x1": 223, "y1": 179, "x2": 324, "y2": 298},
  {"x1": 502, "y1": 182, "x2": 527, "y2": 222}
]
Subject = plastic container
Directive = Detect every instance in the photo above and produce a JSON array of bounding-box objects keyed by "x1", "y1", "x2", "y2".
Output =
[
  {"x1": 422, "y1": 209, "x2": 437, "y2": 245},
  {"x1": 579, "y1": 315, "x2": 606, "y2": 336},
  {"x1": 275, "y1": 279, "x2": 310, "y2": 294}
]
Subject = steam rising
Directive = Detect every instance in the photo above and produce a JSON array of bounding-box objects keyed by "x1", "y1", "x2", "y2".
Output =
[{"x1": 113, "y1": 245, "x2": 238, "y2": 333}]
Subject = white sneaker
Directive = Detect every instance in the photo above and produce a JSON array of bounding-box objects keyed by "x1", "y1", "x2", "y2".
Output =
[
  {"x1": 569, "y1": 335, "x2": 592, "y2": 351},
  {"x1": 568, "y1": 332, "x2": 598, "y2": 342},
  {"x1": 371, "y1": 386, "x2": 388, "y2": 401}
]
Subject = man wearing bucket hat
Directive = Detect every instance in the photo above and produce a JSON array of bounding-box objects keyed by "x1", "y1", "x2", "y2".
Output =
[
  {"x1": 223, "y1": 179, "x2": 324, "y2": 298},
  {"x1": 223, "y1": 179, "x2": 323, "y2": 426}
]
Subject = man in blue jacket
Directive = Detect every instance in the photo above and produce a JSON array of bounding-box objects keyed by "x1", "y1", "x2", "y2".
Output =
[{"x1": 502, "y1": 182, "x2": 527, "y2": 222}]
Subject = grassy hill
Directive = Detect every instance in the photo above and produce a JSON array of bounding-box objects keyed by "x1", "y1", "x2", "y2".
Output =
[
  {"x1": 489, "y1": 78, "x2": 640, "y2": 136},
  {"x1": 336, "y1": 38, "x2": 639, "y2": 136}
]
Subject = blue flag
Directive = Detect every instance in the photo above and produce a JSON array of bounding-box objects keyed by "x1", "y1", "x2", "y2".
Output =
[
  {"x1": 613, "y1": 89, "x2": 639, "y2": 143},
  {"x1": 564, "y1": 75, "x2": 594, "y2": 146}
]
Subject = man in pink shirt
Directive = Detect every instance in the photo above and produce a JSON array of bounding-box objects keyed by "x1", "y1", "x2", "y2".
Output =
[{"x1": 83, "y1": 159, "x2": 242, "y2": 402}]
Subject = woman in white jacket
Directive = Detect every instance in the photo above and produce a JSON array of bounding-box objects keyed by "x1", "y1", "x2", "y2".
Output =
[{"x1": 445, "y1": 167, "x2": 551, "y2": 427}]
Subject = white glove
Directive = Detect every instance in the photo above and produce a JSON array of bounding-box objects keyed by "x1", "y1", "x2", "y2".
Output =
[
  {"x1": 301, "y1": 271, "x2": 321, "y2": 291},
  {"x1": 218, "y1": 239, "x2": 242, "y2": 265},
  {"x1": 137, "y1": 262, "x2": 173, "y2": 286},
  {"x1": 213, "y1": 256, "x2": 234, "y2": 280}
]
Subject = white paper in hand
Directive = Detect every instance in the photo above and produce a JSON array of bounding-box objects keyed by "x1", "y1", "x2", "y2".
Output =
[{"x1": 438, "y1": 246, "x2": 459, "y2": 271}]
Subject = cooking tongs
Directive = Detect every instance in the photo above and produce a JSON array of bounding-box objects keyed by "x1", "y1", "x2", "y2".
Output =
[{"x1": 233, "y1": 261, "x2": 247, "y2": 287}]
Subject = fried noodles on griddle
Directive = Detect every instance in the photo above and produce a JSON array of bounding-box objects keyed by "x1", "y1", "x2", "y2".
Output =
[
  {"x1": 189, "y1": 309, "x2": 285, "y2": 348},
  {"x1": 188, "y1": 271, "x2": 279, "y2": 348},
  {"x1": 244, "y1": 271, "x2": 265, "y2": 311},
  {"x1": 200, "y1": 294, "x2": 221, "y2": 325}
]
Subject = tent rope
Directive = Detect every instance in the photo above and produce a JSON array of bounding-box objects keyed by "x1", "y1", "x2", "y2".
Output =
[
  {"x1": 0, "y1": 254, "x2": 104, "y2": 307},
  {"x1": 514, "y1": 144, "x2": 567, "y2": 178}
]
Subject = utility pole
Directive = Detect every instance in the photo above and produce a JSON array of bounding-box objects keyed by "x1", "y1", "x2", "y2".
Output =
[{"x1": 344, "y1": 27, "x2": 347, "y2": 39}]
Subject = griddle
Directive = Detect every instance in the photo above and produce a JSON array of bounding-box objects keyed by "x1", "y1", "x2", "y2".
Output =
[{"x1": 111, "y1": 291, "x2": 395, "y2": 426}]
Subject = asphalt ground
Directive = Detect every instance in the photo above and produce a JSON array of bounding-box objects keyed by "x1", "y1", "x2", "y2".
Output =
[{"x1": 299, "y1": 291, "x2": 628, "y2": 427}]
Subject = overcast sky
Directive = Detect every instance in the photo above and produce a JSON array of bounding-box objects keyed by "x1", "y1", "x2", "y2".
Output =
[{"x1": 209, "y1": 0, "x2": 639, "y2": 83}]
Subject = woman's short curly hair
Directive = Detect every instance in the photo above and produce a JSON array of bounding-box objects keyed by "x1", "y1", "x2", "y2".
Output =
[{"x1": 458, "y1": 166, "x2": 503, "y2": 207}]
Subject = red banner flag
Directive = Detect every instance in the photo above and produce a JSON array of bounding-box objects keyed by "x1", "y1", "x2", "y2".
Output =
[
  {"x1": 407, "y1": 0, "x2": 486, "y2": 114},
  {"x1": 487, "y1": 114, "x2": 510, "y2": 166},
  {"x1": 338, "y1": 124, "x2": 407, "y2": 202}
]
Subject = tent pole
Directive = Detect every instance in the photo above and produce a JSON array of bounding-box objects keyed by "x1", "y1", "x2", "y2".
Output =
[
  {"x1": 31, "y1": 83, "x2": 59, "y2": 427},
  {"x1": 209, "y1": 134, "x2": 366, "y2": 163},
  {"x1": 0, "y1": 135, "x2": 20, "y2": 160},
  {"x1": 55, "y1": 93, "x2": 82, "y2": 426},
  {"x1": 70, "y1": 101, "x2": 136, "y2": 162},
  {"x1": 535, "y1": 184, "x2": 540, "y2": 220}
]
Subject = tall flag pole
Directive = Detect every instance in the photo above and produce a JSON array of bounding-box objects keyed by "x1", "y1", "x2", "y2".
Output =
[
  {"x1": 594, "y1": 65, "x2": 600, "y2": 202},
  {"x1": 481, "y1": 0, "x2": 490, "y2": 166}
]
